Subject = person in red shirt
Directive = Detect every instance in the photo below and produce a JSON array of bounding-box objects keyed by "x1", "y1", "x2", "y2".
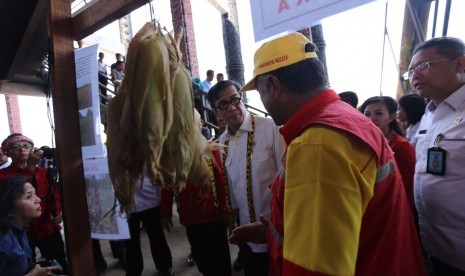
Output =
[
  {"x1": 160, "y1": 111, "x2": 231, "y2": 276},
  {"x1": 360, "y1": 96, "x2": 417, "y2": 214},
  {"x1": 0, "y1": 133, "x2": 68, "y2": 273}
]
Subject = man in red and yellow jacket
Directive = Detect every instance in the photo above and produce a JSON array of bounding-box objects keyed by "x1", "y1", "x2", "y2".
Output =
[{"x1": 230, "y1": 33, "x2": 427, "y2": 276}]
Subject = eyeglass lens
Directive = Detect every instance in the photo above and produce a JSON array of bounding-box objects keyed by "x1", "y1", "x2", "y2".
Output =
[
  {"x1": 218, "y1": 97, "x2": 241, "y2": 110},
  {"x1": 408, "y1": 58, "x2": 452, "y2": 78},
  {"x1": 11, "y1": 144, "x2": 33, "y2": 151}
]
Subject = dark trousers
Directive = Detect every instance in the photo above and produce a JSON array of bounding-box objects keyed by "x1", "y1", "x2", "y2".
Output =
[
  {"x1": 241, "y1": 243, "x2": 268, "y2": 276},
  {"x1": 98, "y1": 73, "x2": 108, "y2": 104},
  {"x1": 110, "y1": 240, "x2": 125, "y2": 260},
  {"x1": 431, "y1": 256, "x2": 465, "y2": 276},
  {"x1": 92, "y1": 239, "x2": 106, "y2": 268},
  {"x1": 92, "y1": 239, "x2": 125, "y2": 267},
  {"x1": 186, "y1": 220, "x2": 232, "y2": 276},
  {"x1": 125, "y1": 206, "x2": 172, "y2": 276},
  {"x1": 34, "y1": 231, "x2": 69, "y2": 274}
]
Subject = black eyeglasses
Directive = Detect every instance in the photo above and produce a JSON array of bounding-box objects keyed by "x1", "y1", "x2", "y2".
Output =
[
  {"x1": 9, "y1": 143, "x2": 33, "y2": 153},
  {"x1": 407, "y1": 58, "x2": 454, "y2": 79},
  {"x1": 216, "y1": 96, "x2": 242, "y2": 110}
]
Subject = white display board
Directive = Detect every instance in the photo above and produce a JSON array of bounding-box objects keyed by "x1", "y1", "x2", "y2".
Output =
[
  {"x1": 249, "y1": 0, "x2": 378, "y2": 42},
  {"x1": 75, "y1": 45, "x2": 129, "y2": 240},
  {"x1": 74, "y1": 44, "x2": 106, "y2": 158},
  {"x1": 83, "y1": 158, "x2": 130, "y2": 240}
]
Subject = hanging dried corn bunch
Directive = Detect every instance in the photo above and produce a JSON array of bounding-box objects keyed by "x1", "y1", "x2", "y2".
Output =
[{"x1": 106, "y1": 22, "x2": 210, "y2": 214}]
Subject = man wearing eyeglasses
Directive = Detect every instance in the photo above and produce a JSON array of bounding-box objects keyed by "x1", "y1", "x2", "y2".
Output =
[
  {"x1": 207, "y1": 80, "x2": 285, "y2": 276},
  {"x1": 409, "y1": 37, "x2": 465, "y2": 275},
  {"x1": 0, "y1": 133, "x2": 69, "y2": 274}
]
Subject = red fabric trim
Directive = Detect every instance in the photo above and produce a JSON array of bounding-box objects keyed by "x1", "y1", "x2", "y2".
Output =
[
  {"x1": 389, "y1": 133, "x2": 416, "y2": 213},
  {"x1": 283, "y1": 259, "x2": 332, "y2": 276},
  {"x1": 269, "y1": 95, "x2": 427, "y2": 276},
  {"x1": 159, "y1": 150, "x2": 228, "y2": 226},
  {"x1": 159, "y1": 188, "x2": 174, "y2": 219},
  {"x1": 280, "y1": 90, "x2": 339, "y2": 145}
]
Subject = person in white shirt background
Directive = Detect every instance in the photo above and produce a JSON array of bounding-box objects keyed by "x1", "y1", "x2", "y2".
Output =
[
  {"x1": 125, "y1": 175, "x2": 174, "y2": 276},
  {"x1": 202, "y1": 69, "x2": 214, "y2": 93},
  {"x1": 207, "y1": 80, "x2": 285, "y2": 276},
  {"x1": 97, "y1": 52, "x2": 109, "y2": 104},
  {"x1": 202, "y1": 69, "x2": 216, "y2": 128}
]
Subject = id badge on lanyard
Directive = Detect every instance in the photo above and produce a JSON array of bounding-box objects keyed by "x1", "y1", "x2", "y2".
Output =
[{"x1": 426, "y1": 133, "x2": 446, "y2": 175}]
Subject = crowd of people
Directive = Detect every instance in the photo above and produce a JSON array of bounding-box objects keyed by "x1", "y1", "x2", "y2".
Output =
[
  {"x1": 0, "y1": 134, "x2": 68, "y2": 275},
  {"x1": 1, "y1": 33, "x2": 464, "y2": 276},
  {"x1": 98, "y1": 52, "x2": 126, "y2": 105},
  {"x1": 227, "y1": 34, "x2": 465, "y2": 276}
]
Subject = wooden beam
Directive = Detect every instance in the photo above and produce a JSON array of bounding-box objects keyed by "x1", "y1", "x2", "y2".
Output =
[
  {"x1": 7, "y1": 0, "x2": 48, "y2": 80},
  {"x1": 48, "y1": 0, "x2": 95, "y2": 274},
  {"x1": 72, "y1": 0, "x2": 149, "y2": 41}
]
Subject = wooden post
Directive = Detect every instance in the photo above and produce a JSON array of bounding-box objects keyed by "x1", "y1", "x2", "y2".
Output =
[
  {"x1": 4, "y1": 95, "x2": 22, "y2": 133},
  {"x1": 396, "y1": 1, "x2": 431, "y2": 98},
  {"x1": 170, "y1": 0, "x2": 200, "y2": 77},
  {"x1": 48, "y1": 0, "x2": 95, "y2": 274},
  {"x1": 222, "y1": 0, "x2": 245, "y2": 87}
]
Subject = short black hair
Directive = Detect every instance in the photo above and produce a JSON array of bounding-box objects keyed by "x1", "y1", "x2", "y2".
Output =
[
  {"x1": 398, "y1": 94, "x2": 426, "y2": 125},
  {"x1": 360, "y1": 96, "x2": 404, "y2": 136},
  {"x1": 413, "y1": 37, "x2": 465, "y2": 58},
  {"x1": 339, "y1": 91, "x2": 359, "y2": 108},
  {"x1": 207, "y1": 80, "x2": 242, "y2": 107},
  {"x1": 0, "y1": 176, "x2": 29, "y2": 235},
  {"x1": 264, "y1": 42, "x2": 328, "y2": 94},
  {"x1": 207, "y1": 70, "x2": 214, "y2": 76}
]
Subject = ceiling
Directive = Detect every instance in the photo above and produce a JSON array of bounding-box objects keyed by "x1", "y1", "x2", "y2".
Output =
[
  {"x1": 0, "y1": 0, "x2": 142, "y2": 96},
  {"x1": 0, "y1": 0, "x2": 50, "y2": 95}
]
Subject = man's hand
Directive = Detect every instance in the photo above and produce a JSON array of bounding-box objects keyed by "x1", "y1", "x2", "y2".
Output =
[
  {"x1": 26, "y1": 149, "x2": 43, "y2": 171},
  {"x1": 51, "y1": 214, "x2": 63, "y2": 226},
  {"x1": 229, "y1": 220, "x2": 267, "y2": 245},
  {"x1": 26, "y1": 264, "x2": 61, "y2": 275},
  {"x1": 161, "y1": 217, "x2": 173, "y2": 232}
]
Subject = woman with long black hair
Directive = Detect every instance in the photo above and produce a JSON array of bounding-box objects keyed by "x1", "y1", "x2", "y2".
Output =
[
  {"x1": 0, "y1": 176, "x2": 59, "y2": 275},
  {"x1": 361, "y1": 96, "x2": 416, "y2": 214}
]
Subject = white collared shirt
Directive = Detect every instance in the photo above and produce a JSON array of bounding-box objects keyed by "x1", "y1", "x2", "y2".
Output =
[
  {"x1": 414, "y1": 83, "x2": 465, "y2": 270},
  {"x1": 98, "y1": 60, "x2": 107, "y2": 74},
  {"x1": 203, "y1": 79, "x2": 212, "y2": 92},
  {"x1": 406, "y1": 122, "x2": 420, "y2": 144},
  {"x1": 220, "y1": 112, "x2": 285, "y2": 253},
  {"x1": 133, "y1": 175, "x2": 161, "y2": 213}
]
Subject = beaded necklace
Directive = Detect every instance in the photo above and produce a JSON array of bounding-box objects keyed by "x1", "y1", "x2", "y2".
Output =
[
  {"x1": 205, "y1": 157, "x2": 219, "y2": 208},
  {"x1": 222, "y1": 113, "x2": 256, "y2": 227}
]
